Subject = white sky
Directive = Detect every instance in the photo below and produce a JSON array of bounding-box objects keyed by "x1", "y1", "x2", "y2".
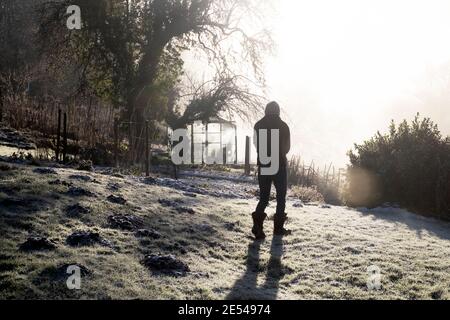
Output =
[
  {"x1": 185, "y1": 0, "x2": 450, "y2": 167},
  {"x1": 259, "y1": 0, "x2": 450, "y2": 167}
]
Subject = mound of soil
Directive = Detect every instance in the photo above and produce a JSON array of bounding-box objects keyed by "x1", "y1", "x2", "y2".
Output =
[
  {"x1": 19, "y1": 237, "x2": 57, "y2": 252},
  {"x1": 107, "y1": 195, "x2": 127, "y2": 205},
  {"x1": 33, "y1": 168, "x2": 57, "y2": 175},
  {"x1": 66, "y1": 187, "x2": 95, "y2": 197},
  {"x1": 107, "y1": 182, "x2": 121, "y2": 191},
  {"x1": 142, "y1": 254, "x2": 189, "y2": 276},
  {"x1": 65, "y1": 204, "x2": 91, "y2": 217},
  {"x1": 66, "y1": 231, "x2": 111, "y2": 247},
  {"x1": 158, "y1": 199, "x2": 195, "y2": 214},
  {"x1": 39, "y1": 263, "x2": 91, "y2": 281},
  {"x1": 108, "y1": 214, "x2": 143, "y2": 231}
]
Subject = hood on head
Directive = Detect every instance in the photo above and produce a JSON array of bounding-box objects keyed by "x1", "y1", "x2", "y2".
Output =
[{"x1": 265, "y1": 101, "x2": 280, "y2": 116}]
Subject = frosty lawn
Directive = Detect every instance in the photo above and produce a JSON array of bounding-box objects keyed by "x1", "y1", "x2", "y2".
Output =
[{"x1": 0, "y1": 161, "x2": 449, "y2": 300}]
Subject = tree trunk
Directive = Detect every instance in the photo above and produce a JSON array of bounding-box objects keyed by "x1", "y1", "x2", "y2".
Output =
[{"x1": 128, "y1": 49, "x2": 163, "y2": 164}]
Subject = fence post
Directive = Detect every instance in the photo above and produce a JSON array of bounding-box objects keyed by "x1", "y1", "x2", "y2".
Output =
[
  {"x1": 173, "y1": 163, "x2": 178, "y2": 180},
  {"x1": 114, "y1": 118, "x2": 119, "y2": 168},
  {"x1": 205, "y1": 123, "x2": 209, "y2": 164},
  {"x1": 245, "y1": 136, "x2": 251, "y2": 175},
  {"x1": 234, "y1": 126, "x2": 238, "y2": 165},
  {"x1": 145, "y1": 120, "x2": 149, "y2": 177},
  {"x1": 56, "y1": 108, "x2": 61, "y2": 162},
  {"x1": 191, "y1": 123, "x2": 195, "y2": 164},
  {"x1": 63, "y1": 112, "x2": 67, "y2": 164},
  {"x1": 223, "y1": 147, "x2": 227, "y2": 165}
]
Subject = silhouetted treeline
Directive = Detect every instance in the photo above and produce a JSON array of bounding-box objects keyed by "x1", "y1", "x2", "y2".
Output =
[{"x1": 347, "y1": 114, "x2": 450, "y2": 220}]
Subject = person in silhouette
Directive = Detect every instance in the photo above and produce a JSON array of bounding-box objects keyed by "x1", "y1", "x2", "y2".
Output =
[{"x1": 252, "y1": 101, "x2": 291, "y2": 239}]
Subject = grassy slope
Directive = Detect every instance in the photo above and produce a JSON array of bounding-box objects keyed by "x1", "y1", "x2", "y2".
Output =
[{"x1": 0, "y1": 161, "x2": 449, "y2": 300}]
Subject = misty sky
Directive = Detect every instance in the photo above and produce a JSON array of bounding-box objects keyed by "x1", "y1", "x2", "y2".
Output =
[
  {"x1": 262, "y1": 0, "x2": 450, "y2": 168},
  {"x1": 184, "y1": 0, "x2": 450, "y2": 167}
]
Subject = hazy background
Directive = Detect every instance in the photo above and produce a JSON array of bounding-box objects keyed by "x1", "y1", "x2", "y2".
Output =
[{"x1": 186, "y1": 0, "x2": 450, "y2": 167}]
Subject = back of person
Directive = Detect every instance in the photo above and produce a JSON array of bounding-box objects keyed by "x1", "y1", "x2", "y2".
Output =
[
  {"x1": 251, "y1": 101, "x2": 292, "y2": 240},
  {"x1": 254, "y1": 113, "x2": 290, "y2": 169}
]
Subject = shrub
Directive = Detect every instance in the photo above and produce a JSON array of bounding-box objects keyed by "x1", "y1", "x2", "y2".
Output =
[{"x1": 347, "y1": 114, "x2": 450, "y2": 219}]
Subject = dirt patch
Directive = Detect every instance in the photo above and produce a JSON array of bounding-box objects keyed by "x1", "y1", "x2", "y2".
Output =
[
  {"x1": 158, "y1": 199, "x2": 195, "y2": 214},
  {"x1": 107, "y1": 182, "x2": 121, "y2": 191},
  {"x1": 38, "y1": 263, "x2": 91, "y2": 281},
  {"x1": 19, "y1": 237, "x2": 57, "y2": 252},
  {"x1": 107, "y1": 195, "x2": 127, "y2": 205},
  {"x1": 33, "y1": 168, "x2": 57, "y2": 175},
  {"x1": 66, "y1": 231, "x2": 111, "y2": 247},
  {"x1": 65, "y1": 204, "x2": 91, "y2": 217},
  {"x1": 224, "y1": 221, "x2": 241, "y2": 232},
  {"x1": 142, "y1": 254, "x2": 190, "y2": 276},
  {"x1": 66, "y1": 187, "x2": 95, "y2": 197},
  {"x1": 431, "y1": 289, "x2": 444, "y2": 300},
  {"x1": 108, "y1": 214, "x2": 144, "y2": 231}
]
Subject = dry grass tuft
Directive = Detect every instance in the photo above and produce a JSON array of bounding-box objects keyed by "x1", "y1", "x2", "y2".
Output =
[{"x1": 289, "y1": 186, "x2": 324, "y2": 203}]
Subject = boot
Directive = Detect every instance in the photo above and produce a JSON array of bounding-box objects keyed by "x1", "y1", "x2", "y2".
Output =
[
  {"x1": 251, "y1": 212, "x2": 267, "y2": 240},
  {"x1": 274, "y1": 213, "x2": 292, "y2": 236}
]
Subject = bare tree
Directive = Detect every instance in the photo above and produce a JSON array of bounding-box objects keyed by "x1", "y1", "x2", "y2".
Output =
[{"x1": 167, "y1": 70, "x2": 266, "y2": 130}]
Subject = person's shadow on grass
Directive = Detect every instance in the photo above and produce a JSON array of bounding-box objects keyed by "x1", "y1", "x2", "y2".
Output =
[{"x1": 226, "y1": 237, "x2": 284, "y2": 300}]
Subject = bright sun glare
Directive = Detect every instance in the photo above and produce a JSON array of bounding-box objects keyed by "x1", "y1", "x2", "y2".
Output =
[{"x1": 264, "y1": 0, "x2": 450, "y2": 167}]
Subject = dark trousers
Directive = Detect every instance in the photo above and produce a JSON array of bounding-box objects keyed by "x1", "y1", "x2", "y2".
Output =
[{"x1": 255, "y1": 166, "x2": 287, "y2": 216}]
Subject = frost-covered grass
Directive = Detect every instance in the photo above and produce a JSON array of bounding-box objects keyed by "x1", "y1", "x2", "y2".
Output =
[{"x1": 0, "y1": 161, "x2": 449, "y2": 300}]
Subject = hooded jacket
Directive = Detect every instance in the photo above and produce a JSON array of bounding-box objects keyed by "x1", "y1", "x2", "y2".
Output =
[{"x1": 254, "y1": 114, "x2": 291, "y2": 169}]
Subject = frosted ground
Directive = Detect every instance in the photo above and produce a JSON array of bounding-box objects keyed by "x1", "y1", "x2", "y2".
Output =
[{"x1": 0, "y1": 162, "x2": 449, "y2": 300}]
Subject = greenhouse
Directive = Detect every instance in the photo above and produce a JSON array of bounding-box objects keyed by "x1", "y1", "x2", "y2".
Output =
[{"x1": 188, "y1": 117, "x2": 238, "y2": 165}]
